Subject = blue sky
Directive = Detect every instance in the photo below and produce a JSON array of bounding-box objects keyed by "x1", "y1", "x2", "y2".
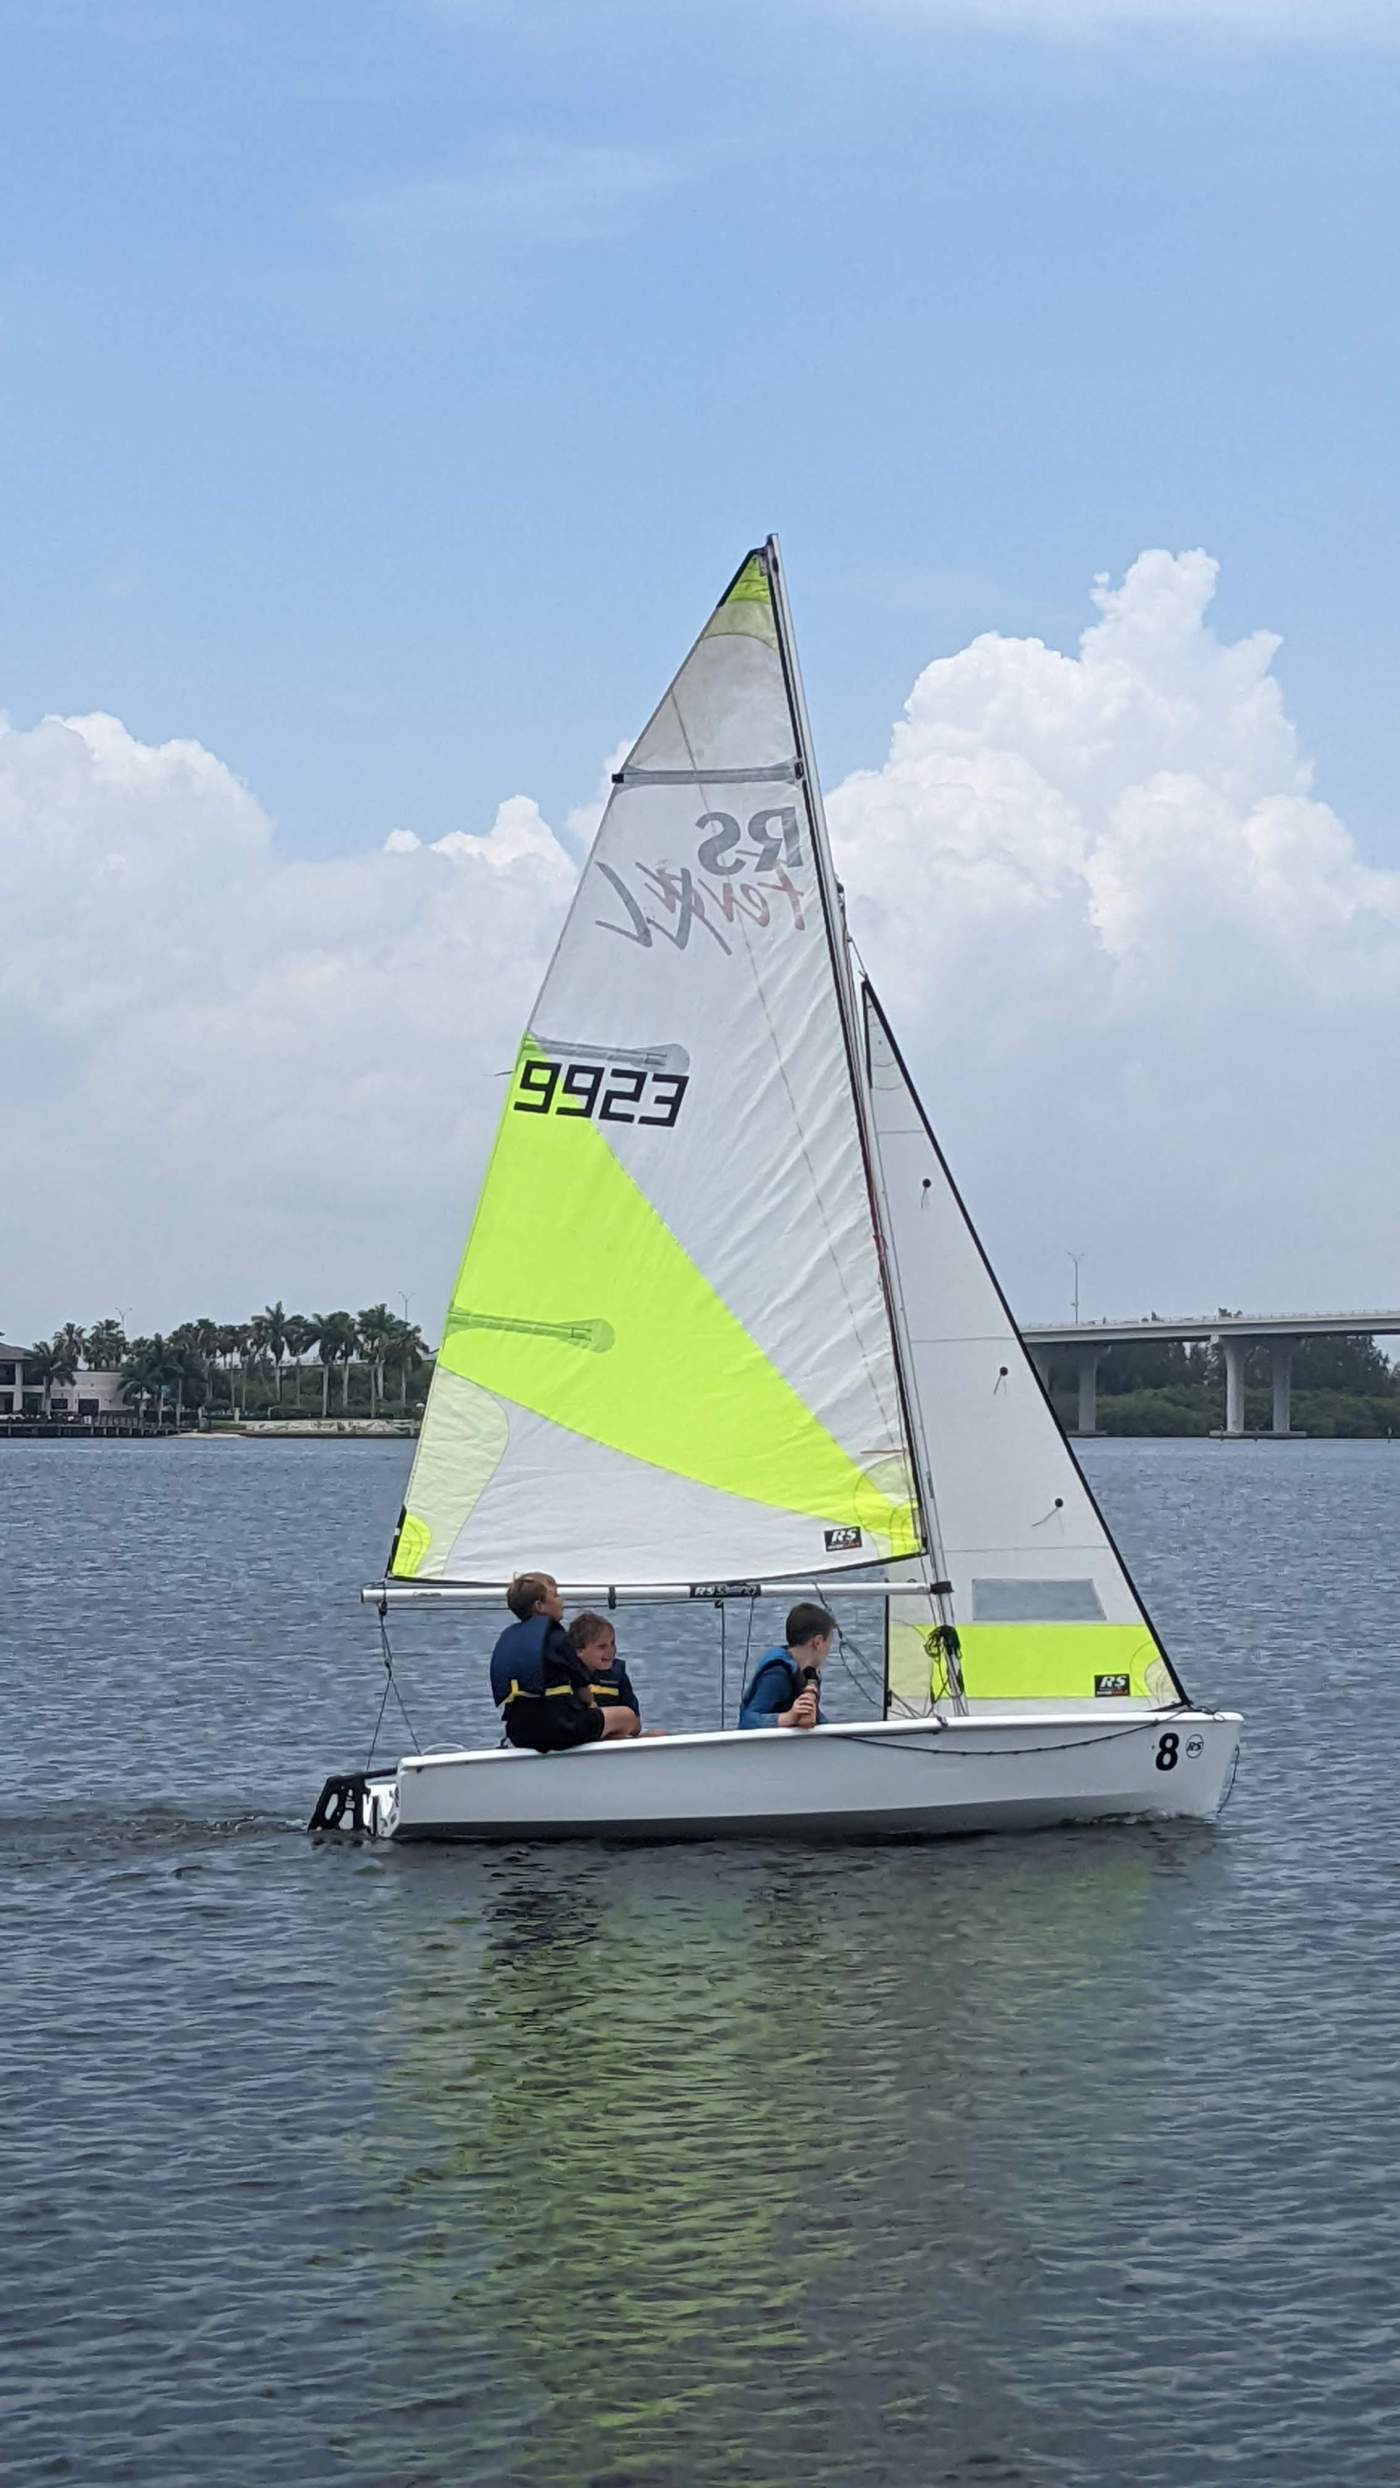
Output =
[
  {"x1": 4, "y1": 0, "x2": 1399, "y2": 859},
  {"x1": 7, "y1": 0, "x2": 1400, "y2": 1337}
]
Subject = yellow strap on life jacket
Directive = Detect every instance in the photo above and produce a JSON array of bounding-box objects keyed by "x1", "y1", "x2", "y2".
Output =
[{"x1": 503, "y1": 1676, "x2": 578, "y2": 1704}]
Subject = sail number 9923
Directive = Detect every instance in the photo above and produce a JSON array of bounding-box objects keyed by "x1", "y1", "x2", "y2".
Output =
[{"x1": 513, "y1": 1058, "x2": 690, "y2": 1127}]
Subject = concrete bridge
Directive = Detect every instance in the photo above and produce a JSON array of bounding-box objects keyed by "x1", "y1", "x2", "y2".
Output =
[{"x1": 1020, "y1": 1311, "x2": 1400, "y2": 1437}]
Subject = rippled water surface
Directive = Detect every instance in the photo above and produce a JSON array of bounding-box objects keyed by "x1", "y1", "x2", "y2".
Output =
[{"x1": 6, "y1": 1438, "x2": 1400, "y2": 2485}]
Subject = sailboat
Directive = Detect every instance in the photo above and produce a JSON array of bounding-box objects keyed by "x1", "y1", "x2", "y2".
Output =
[{"x1": 312, "y1": 541, "x2": 1241, "y2": 1842}]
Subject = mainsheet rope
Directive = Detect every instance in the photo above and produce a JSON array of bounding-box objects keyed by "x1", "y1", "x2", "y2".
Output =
[{"x1": 367, "y1": 1598, "x2": 423, "y2": 1770}]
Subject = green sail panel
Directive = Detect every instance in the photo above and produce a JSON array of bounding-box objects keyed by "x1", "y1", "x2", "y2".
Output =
[
  {"x1": 887, "y1": 1618, "x2": 1176, "y2": 1708},
  {"x1": 393, "y1": 1044, "x2": 917, "y2": 1572}
]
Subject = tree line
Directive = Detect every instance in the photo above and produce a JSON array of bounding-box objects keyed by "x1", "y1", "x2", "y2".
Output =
[{"x1": 26, "y1": 1304, "x2": 432, "y2": 1425}]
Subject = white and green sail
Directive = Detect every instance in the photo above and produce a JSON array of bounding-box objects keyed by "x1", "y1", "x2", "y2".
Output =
[
  {"x1": 391, "y1": 548, "x2": 921, "y2": 1588},
  {"x1": 863, "y1": 985, "x2": 1184, "y2": 1708}
]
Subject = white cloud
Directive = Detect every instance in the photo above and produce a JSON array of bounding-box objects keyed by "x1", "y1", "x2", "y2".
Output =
[
  {"x1": 0, "y1": 714, "x2": 572, "y2": 1337},
  {"x1": 350, "y1": 142, "x2": 679, "y2": 255},
  {"x1": 4, "y1": 548, "x2": 1399, "y2": 1342},
  {"x1": 830, "y1": 549, "x2": 1400, "y2": 1316},
  {"x1": 840, "y1": 0, "x2": 1390, "y2": 30},
  {"x1": 431, "y1": 0, "x2": 1398, "y2": 42}
]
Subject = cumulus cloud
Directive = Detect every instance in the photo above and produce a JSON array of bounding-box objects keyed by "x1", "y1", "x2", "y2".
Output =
[
  {"x1": 831, "y1": 550, "x2": 1400, "y2": 1316},
  {"x1": 3, "y1": 548, "x2": 1398, "y2": 1340},
  {"x1": 0, "y1": 717, "x2": 571, "y2": 1335}
]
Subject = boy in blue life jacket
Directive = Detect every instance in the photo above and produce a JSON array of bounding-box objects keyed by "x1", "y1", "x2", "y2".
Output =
[
  {"x1": 568, "y1": 1612, "x2": 642, "y2": 1736},
  {"x1": 489, "y1": 1571, "x2": 627, "y2": 1754},
  {"x1": 737, "y1": 1602, "x2": 835, "y2": 1731}
]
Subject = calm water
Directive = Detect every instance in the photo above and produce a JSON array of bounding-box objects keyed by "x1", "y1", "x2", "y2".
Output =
[{"x1": 5, "y1": 1438, "x2": 1399, "y2": 2486}]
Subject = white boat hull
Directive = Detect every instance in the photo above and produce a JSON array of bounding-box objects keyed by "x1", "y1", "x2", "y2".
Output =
[{"x1": 333, "y1": 1707, "x2": 1241, "y2": 1843}]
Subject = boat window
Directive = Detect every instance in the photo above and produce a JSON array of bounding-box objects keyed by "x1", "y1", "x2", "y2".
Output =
[{"x1": 971, "y1": 1578, "x2": 1106, "y2": 1623}]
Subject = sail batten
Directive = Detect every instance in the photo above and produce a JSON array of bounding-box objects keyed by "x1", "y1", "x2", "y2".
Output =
[{"x1": 614, "y1": 764, "x2": 799, "y2": 787}]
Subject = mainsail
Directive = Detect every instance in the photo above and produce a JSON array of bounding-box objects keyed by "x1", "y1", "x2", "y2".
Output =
[
  {"x1": 862, "y1": 985, "x2": 1186, "y2": 1709},
  {"x1": 391, "y1": 548, "x2": 921, "y2": 1587}
]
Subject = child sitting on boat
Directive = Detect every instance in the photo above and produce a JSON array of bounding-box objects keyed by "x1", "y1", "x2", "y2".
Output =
[
  {"x1": 489, "y1": 1572, "x2": 634, "y2": 1753},
  {"x1": 737, "y1": 1603, "x2": 835, "y2": 1731},
  {"x1": 568, "y1": 1612, "x2": 642, "y2": 1737}
]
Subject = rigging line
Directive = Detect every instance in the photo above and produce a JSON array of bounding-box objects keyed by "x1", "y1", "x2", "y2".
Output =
[
  {"x1": 859, "y1": 998, "x2": 951, "y2": 1600},
  {"x1": 797, "y1": 1568, "x2": 925, "y2": 1721},
  {"x1": 825, "y1": 1718, "x2": 1186, "y2": 1761},
  {"x1": 831, "y1": 1616, "x2": 888, "y2": 1711},
  {"x1": 365, "y1": 1669, "x2": 393, "y2": 1773},
  {"x1": 369, "y1": 1600, "x2": 422, "y2": 1769},
  {"x1": 793, "y1": 1575, "x2": 906, "y2": 1720},
  {"x1": 841, "y1": 1622, "x2": 921, "y2": 1719}
]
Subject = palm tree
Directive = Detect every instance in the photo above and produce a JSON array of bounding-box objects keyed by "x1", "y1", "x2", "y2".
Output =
[
  {"x1": 356, "y1": 1305, "x2": 396, "y2": 1417},
  {"x1": 54, "y1": 1322, "x2": 86, "y2": 1372},
  {"x1": 231, "y1": 1322, "x2": 254, "y2": 1417},
  {"x1": 85, "y1": 1317, "x2": 127, "y2": 1372},
  {"x1": 121, "y1": 1336, "x2": 164, "y2": 1426},
  {"x1": 166, "y1": 1339, "x2": 208, "y2": 1429},
  {"x1": 168, "y1": 1324, "x2": 214, "y2": 1428},
  {"x1": 187, "y1": 1315, "x2": 220, "y2": 1378},
  {"x1": 389, "y1": 1318, "x2": 428, "y2": 1412},
  {"x1": 284, "y1": 1314, "x2": 316, "y2": 1413},
  {"x1": 214, "y1": 1323, "x2": 243, "y2": 1414},
  {"x1": 261, "y1": 1301, "x2": 289, "y2": 1402},
  {"x1": 337, "y1": 1318, "x2": 359, "y2": 1411},
  {"x1": 29, "y1": 1337, "x2": 78, "y2": 1414},
  {"x1": 313, "y1": 1313, "x2": 354, "y2": 1418},
  {"x1": 179, "y1": 1316, "x2": 220, "y2": 1410}
]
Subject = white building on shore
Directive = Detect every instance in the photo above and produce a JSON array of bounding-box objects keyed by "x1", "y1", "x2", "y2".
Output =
[
  {"x1": 0, "y1": 1347, "x2": 130, "y2": 1423},
  {"x1": 0, "y1": 1341, "x2": 40, "y2": 1418}
]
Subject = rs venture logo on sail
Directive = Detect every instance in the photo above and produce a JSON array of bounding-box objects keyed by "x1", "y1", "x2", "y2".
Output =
[{"x1": 595, "y1": 806, "x2": 809, "y2": 957}]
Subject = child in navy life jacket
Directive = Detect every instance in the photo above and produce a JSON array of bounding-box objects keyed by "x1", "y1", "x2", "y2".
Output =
[
  {"x1": 489, "y1": 1572, "x2": 635, "y2": 1753},
  {"x1": 737, "y1": 1602, "x2": 835, "y2": 1731},
  {"x1": 568, "y1": 1612, "x2": 643, "y2": 1736}
]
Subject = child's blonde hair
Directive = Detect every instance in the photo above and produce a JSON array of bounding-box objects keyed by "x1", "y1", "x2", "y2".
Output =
[{"x1": 506, "y1": 1571, "x2": 556, "y2": 1622}]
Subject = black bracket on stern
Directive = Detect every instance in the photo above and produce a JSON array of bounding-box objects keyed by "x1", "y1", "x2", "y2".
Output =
[{"x1": 308, "y1": 1771, "x2": 375, "y2": 1834}]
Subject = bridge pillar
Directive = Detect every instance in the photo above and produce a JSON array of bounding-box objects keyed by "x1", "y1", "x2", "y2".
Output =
[
  {"x1": 1077, "y1": 1346, "x2": 1101, "y2": 1436},
  {"x1": 1271, "y1": 1339, "x2": 1296, "y2": 1437},
  {"x1": 1223, "y1": 1337, "x2": 1247, "y2": 1436},
  {"x1": 1030, "y1": 1348, "x2": 1051, "y2": 1391}
]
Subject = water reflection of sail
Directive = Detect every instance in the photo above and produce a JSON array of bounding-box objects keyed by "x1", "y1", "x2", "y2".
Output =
[
  {"x1": 359, "y1": 1836, "x2": 1172, "y2": 2484},
  {"x1": 374, "y1": 1868, "x2": 855, "y2": 2483}
]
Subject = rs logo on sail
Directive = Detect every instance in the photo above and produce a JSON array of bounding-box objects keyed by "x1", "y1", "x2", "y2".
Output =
[{"x1": 595, "y1": 806, "x2": 810, "y2": 957}]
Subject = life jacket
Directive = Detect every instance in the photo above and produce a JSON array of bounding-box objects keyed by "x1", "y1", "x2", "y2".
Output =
[
  {"x1": 489, "y1": 1614, "x2": 580, "y2": 1713},
  {"x1": 587, "y1": 1663, "x2": 636, "y2": 1713},
  {"x1": 738, "y1": 1648, "x2": 824, "y2": 1725}
]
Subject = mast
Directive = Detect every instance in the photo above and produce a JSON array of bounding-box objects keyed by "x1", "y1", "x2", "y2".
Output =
[{"x1": 763, "y1": 536, "x2": 955, "y2": 1682}]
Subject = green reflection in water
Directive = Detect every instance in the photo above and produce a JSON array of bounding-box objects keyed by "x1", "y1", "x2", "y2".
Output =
[{"x1": 361, "y1": 1835, "x2": 1166, "y2": 2488}]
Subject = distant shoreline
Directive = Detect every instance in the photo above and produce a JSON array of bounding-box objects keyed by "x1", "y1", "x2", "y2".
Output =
[{"x1": 0, "y1": 1415, "x2": 418, "y2": 1443}]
